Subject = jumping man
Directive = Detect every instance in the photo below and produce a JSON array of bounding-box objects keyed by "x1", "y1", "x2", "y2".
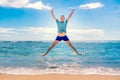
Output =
[{"x1": 42, "y1": 9, "x2": 82, "y2": 56}]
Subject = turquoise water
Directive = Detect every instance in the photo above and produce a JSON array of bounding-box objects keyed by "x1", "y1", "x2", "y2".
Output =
[{"x1": 0, "y1": 41, "x2": 120, "y2": 75}]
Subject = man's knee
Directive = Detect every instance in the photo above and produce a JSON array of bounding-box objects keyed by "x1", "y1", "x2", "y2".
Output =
[
  {"x1": 67, "y1": 42, "x2": 72, "y2": 46},
  {"x1": 52, "y1": 43, "x2": 57, "y2": 47}
]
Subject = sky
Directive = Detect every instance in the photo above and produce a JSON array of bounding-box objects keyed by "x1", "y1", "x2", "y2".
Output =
[{"x1": 0, "y1": 0, "x2": 120, "y2": 41}]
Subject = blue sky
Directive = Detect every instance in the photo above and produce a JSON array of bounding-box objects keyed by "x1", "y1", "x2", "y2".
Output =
[{"x1": 0, "y1": 0, "x2": 120, "y2": 41}]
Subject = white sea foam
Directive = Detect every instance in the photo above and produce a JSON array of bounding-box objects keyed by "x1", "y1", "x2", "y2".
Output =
[{"x1": 0, "y1": 66, "x2": 120, "y2": 75}]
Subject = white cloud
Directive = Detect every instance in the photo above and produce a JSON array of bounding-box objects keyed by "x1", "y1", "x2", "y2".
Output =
[
  {"x1": 0, "y1": 0, "x2": 51, "y2": 10},
  {"x1": 68, "y1": 29, "x2": 104, "y2": 40},
  {"x1": 0, "y1": 27, "x2": 16, "y2": 38},
  {"x1": 24, "y1": 1, "x2": 51, "y2": 10},
  {"x1": 79, "y1": 2, "x2": 104, "y2": 10},
  {"x1": 0, "y1": 27, "x2": 104, "y2": 40},
  {"x1": 0, "y1": 27, "x2": 105, "y2": 40},
  {"x1": 0, "y1": 0, "x2": 29, "y2": 8},
  {"x1": 68, "y1": 29, "x2": 104, "y2": 36},
  {"x1": 0, "y1": 27, "x2": 15, "y2": 34},
  {"x1": 22, "y1": 27, "x2": 57, "y2": 34}
]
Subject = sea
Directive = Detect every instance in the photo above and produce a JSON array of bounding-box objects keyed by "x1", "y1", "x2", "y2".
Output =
[{"x1": 0, "y1": 40, "x2": 120, "y2": 75}]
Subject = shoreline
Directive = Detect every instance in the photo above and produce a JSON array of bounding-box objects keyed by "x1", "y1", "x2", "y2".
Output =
[{"x1": 0, "y1": 74, "x2": 120, "y2": 80}]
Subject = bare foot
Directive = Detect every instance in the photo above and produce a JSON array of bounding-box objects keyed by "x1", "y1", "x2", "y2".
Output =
[
  {"x1": 77, "y1": 52, "x2": 82, "y2": 56},
  {"x1": 41, "y1": 53, "x2": 47, "y2": 56}
]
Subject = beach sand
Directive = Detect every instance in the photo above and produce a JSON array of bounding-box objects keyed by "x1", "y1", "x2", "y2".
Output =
[{"x1": 0, "y1": 74, "x2": 120, "y2": 80}]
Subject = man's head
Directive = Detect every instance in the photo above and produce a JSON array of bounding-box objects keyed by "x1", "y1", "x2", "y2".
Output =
[{"x1": 60, "y1": 15, "x2": 65, "y2": 22}]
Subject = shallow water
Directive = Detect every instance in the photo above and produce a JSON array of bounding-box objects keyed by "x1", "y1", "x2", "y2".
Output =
[{"x1": 0, "y1": 41, "x2": 120, "y2": 75}]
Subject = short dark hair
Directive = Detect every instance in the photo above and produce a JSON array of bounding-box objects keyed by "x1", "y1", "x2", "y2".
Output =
[{"x1": 61, "y1": 15, "x2": 65, "y2": 17}]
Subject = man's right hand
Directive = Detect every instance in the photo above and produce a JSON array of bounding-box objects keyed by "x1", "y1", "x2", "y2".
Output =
[
  {"x1": 71, "y1": 9, "x2": 75, "y2": 13},
  {"x1": 50, "y1": 9, "x2": 56, "y2": 20}
]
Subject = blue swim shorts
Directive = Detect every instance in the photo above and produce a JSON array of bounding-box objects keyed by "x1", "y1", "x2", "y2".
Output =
[{"x1": 55, "y1": 35, "x2": 69, "y2": 41}]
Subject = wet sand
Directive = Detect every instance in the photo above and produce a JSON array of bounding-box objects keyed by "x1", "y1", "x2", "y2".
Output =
[{"x1": 0, "y1": 74, "x2": 120, "y2": 80}]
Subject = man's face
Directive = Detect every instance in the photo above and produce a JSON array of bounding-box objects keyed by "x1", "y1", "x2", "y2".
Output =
[{"x1": 60, "y1": 15, "x2": 65, "y2": 21}]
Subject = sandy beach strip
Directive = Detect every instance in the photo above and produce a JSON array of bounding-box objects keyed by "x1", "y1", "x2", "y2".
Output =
[{"x1": 0, "y1": 74, "x2": 120, "y2": 80}]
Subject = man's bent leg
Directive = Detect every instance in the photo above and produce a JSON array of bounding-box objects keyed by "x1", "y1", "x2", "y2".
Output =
[
  {"x1": 65, "y1": 41, "x2": 82, "y2": 55},
  {"x1": 42, "y1": 40, "x2": 59, "y2": 56}
]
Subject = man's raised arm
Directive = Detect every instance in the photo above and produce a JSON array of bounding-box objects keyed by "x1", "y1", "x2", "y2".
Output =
[
  {"x1": 50, "y1": 9, "x2": 56, "y2": 20},
  {"x1": 67, "y1": 9, "x2": 75, "y2": 21}
]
